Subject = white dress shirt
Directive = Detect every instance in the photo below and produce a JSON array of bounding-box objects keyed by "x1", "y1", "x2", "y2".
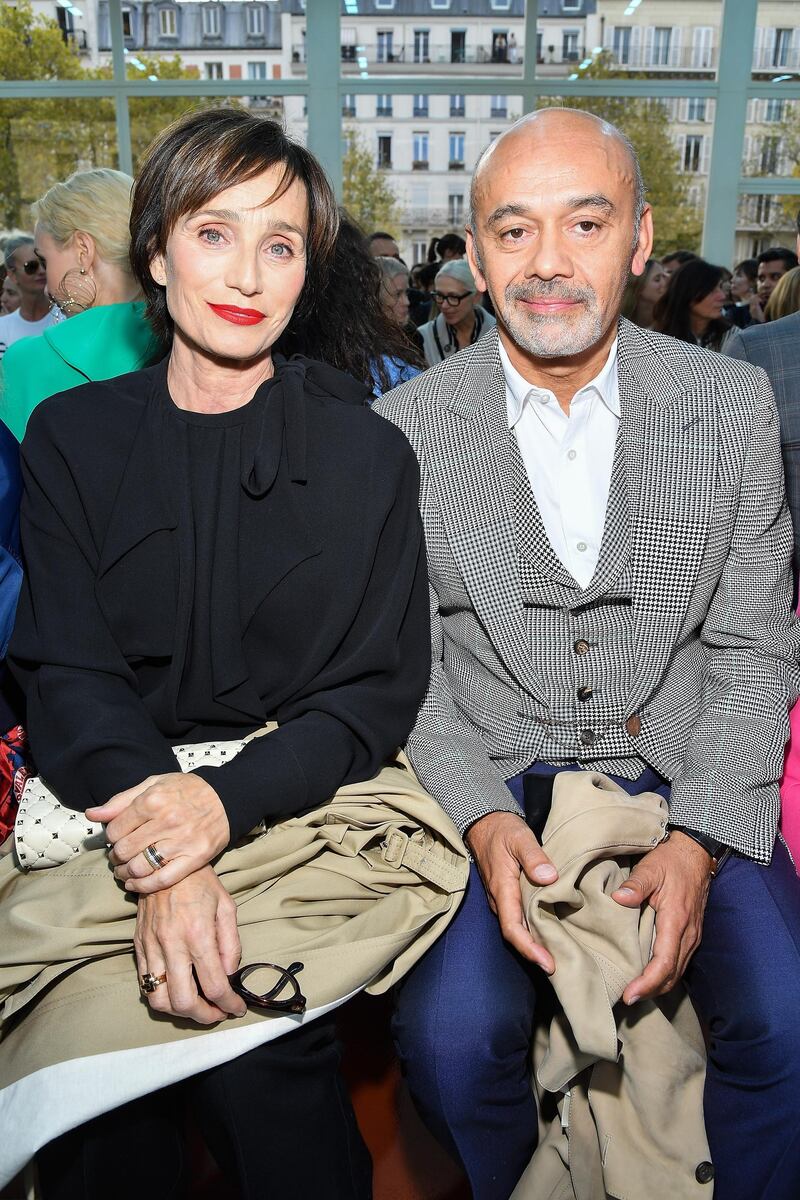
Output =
[{"x1": 499, "y1": 337, "x2": 620, "y2": 589}]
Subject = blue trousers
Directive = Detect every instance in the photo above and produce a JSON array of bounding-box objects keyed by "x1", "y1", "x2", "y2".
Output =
[{"x1": 393, "y1": 768, "x2": 800, "y2": 1200}]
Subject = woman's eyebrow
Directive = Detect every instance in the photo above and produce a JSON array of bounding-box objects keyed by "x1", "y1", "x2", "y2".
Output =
[{"x1": 189, "y1": 209, "x2": 306, "y2": 239}]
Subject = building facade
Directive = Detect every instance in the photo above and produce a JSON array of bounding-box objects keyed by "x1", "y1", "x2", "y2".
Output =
[{"x1": 34, "y1": 0, "x2": 800, "y2": 265}]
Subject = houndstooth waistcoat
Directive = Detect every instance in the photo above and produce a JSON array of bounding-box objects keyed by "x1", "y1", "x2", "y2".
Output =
[{"x1": 374, "y1": 320, "x2": 800, "y2": 863}]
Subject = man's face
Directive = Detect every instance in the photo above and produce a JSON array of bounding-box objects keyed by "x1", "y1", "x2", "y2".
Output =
[
  {"x1": 371, "y1": 236, "x2": 399, "y2": 259},
  {"x1": 467, "y1": 116, "x2": 652, "y2": 360},
  {"x1": 757, "y1": 257, "x2": 789, "y2": 304},
  {"x1": 7, "y1": 243, "x2": 47, "y2": 301}
]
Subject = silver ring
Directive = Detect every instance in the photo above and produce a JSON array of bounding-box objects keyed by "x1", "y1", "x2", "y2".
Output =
[{"x1": 143, "y1": 843, "x2": 168, "y2": 871}]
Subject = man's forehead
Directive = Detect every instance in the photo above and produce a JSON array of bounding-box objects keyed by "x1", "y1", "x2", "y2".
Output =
[{"x1": 475, "y1": 135, "x2": 634, "y2": 215}]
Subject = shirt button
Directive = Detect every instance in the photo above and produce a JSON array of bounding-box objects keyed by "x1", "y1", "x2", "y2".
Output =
[
  {"x1": 579, "y1": 729, "x2": 596, "y2": 746},
  {"x1": 577, "y1": 685, "x2": 593, "y2": 702},
  {"x1": 574, "y1": 639, "x2": 590, "y2": 655},
  {"x1": 577, "y1": 541, "x2": 587, "y2": 553},
  {"x1": 567, "y1": 449, "x2": 577, "y2": 461}
]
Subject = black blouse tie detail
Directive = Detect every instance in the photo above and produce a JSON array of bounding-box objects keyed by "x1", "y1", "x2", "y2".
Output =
[{"x1": 241, "y1": 357, "x2": 309, "y2": 498}]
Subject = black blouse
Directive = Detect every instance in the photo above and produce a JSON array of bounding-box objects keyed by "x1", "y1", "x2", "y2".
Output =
[{"x1": 10, "y1": 356, "x2": 429, "y2": 845}]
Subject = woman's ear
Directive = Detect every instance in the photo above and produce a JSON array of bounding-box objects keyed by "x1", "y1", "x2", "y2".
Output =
[
  {"x1": 149, "y1": 252, "x2": 167, "y2": 288},
  {"x1": 74, "y1": 231, "x2": 97, "y2": 271}
]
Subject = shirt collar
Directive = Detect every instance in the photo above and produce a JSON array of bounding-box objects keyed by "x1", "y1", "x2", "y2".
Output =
[{"x1": 499, "y1": 335, "x2": 620, "y2": 430}]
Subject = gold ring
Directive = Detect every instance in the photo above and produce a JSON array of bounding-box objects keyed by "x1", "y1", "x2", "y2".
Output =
[
  {"x1": 140, "y1": 972, "x2": 167, "y2": 994},
  {"x1": 143, "y1": 844, "x2": 168, "y2": 871}
]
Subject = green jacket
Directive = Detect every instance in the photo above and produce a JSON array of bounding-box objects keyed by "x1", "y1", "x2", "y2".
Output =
[{"x1": 0, "y1": 302, "x2": 159, "y2": 443}]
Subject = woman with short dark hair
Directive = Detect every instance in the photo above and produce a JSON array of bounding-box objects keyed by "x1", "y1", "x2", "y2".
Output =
[
  {"x1": 653, "y1": 258, "x2": 731, "y2": 352},
  {"x1": 0, "y1": 106, "x2": 440, "y2": 1200}
]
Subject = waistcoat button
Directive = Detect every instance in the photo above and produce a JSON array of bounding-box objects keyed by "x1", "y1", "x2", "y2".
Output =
[
  {"x1": 577, "y1": 685, "x2": 593, "y2": 702},
  {"x1": 625, "y1": 714, "x2": 642, "y2": 737},
  {"x1": 574, "y1": 639, "x2": 590, "y2": 655},
  {"x1": 695, "y1": 1162, "x2": 714, "y2": 1184},
  {"x1": 579, "y1": 729, "x2": 596, "y2": 746}
]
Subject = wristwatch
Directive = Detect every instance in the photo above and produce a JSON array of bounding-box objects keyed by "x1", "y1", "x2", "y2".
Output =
[{"x1": 665, "y1": 824, "x2": 732, "y2": 877}]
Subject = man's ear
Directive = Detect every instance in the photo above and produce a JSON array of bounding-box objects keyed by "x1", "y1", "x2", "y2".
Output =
[
  {"x1": 630, "y1": 205, "x2": 654, "y2": 278},
  {"x1": 466, "y1": 228, "x2": 488, "y2": 293}
]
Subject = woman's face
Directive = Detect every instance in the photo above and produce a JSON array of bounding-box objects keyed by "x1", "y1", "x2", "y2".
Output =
[
  {"x1": 436, "y1": 275, "x2": 476, "y2": 326},
  {"x1": 381, "y1": 271, "x2": 410, "y2": 326},
  {"x1": 33, "y1": 225, "x2": 82, "y2": 310},
  {"x1": 151, "y1": 165, "x2": 309, "y2": 362},
  {"x1": 639, "y1": 263, "x2": 668, "y2": 306},
  {"x1": 691, "y1": 282, "x2": 726, "y2": 324},
  {"x1": 730, "y1": 269, "x2": 754, "y2": 300},
  {"x1": 0, "y1": 275, "x2": 20, "y2": 314}
]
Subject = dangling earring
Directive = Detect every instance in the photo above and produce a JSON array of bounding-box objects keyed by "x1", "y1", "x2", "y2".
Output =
[{"x1": 56, "y1": 266, "x2": 97, "y2": 315}]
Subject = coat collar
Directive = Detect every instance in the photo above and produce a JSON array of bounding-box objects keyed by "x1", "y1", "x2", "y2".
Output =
[{"x1": 42, "y1": 302, "x2": 158, "y2": 382}]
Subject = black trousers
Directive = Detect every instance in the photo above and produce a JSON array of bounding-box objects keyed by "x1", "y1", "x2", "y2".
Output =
[{"x1": 37, "y1": 1015, "x2": 372, "y2": 1200}]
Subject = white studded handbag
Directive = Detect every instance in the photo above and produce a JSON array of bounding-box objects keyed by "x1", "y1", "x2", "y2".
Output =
[{"x1": 13, "y1": 739, "x2": 248, "y2": 870}]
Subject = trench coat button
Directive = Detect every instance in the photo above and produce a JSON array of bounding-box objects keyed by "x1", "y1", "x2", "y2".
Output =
[
  {"x1": 579, "y1": 729, "x2": 596, "y2": 746},
  {"x1": 577, "y1": 685, "x2": 593, "y2": 702},
  {"x1": 574, "y1": 639, "x2": 590, "y2": 655},
  {"x1": 625, "y1": 714, "x2": 642, "y2": 737},
  {"x1": 695, "y1": 1161, "x2": 714, "y2": 1184}
]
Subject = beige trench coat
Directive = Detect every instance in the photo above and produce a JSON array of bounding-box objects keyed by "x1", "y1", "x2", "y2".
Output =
[
  {"x1": 0, "y1": 749, "x2": 468, "y2": 1186},
  {"x1": 512, "y1": 772, "x2": 712, "y2": 1200}
]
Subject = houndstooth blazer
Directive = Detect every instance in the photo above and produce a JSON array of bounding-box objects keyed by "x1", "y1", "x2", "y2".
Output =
[{"x1": 374, "y1": 319, "x2": 800, "y2": 863}]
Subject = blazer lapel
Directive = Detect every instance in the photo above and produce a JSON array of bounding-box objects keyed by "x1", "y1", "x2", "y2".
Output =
[
  {"x1": 617, "y1": 321, "x2": 718, "y2": 714},
  {"x1": 424, "y1": 331, "x2": 549, "y2": 703}
]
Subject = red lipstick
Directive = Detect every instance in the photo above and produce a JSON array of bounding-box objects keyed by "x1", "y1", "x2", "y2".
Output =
[{"x1": 207, "y1": 303, "x2": 266, "y2": 326}]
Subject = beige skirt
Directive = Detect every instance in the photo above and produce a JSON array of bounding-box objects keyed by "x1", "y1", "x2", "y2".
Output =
[{"x1": 0, "y1": 745, "x2": 468, "y2": 1185}]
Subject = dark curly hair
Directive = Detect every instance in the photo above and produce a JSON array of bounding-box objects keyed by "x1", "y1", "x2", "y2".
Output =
[
  {"x1": 129, "y1": 107, "x2": 339, "y2": 349},
  {"x1": 278, "y1": 210, "x2": 425, "y2": 393}
]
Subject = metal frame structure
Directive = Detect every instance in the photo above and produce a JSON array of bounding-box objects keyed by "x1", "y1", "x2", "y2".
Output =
[{"x1": 1, "y1": 0, "x2": 798, "y2": 264}]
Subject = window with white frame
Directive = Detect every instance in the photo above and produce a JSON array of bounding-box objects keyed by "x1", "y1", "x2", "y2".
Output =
[
  {"x1": 448, "y1": 193, "x2": 465, "y2": 224},
  {"x1": 562, "y1": 30, "x2": 580, "y2": 61},
  {"x1": 121, "y1": 7, "x2": 133, "y2": 37},
  {"x1": 376, "y1": 94, "x2": 393, "y2": 117},
  {"x1": 375, "y1": 0, "x2": 396, "y2": 8},
  {"x1": 414, "y1": 29, "x2": 430, "y2": 62},
  {"x1": 490, "y1": 0, "x2": 511, "y2": 9},
  {"x1": 430, "y1": 0, "x2": 451, "y2": 9},
  {"x1": 377, "y1": 134, "x2": 393, "y2": 169},
  {"x1": 342, "y1": 93, "x2": 356, "y2": 117},
  {"x1": 412, "y1": 239, "x2": 428, "y2": 265},
  {"x1": 450, "y1": 94, "x2": 465, "y2": 116},
  {"x1": 158, "y1": 8, "x2": 177, "y2": 37},
  {"x1": 449, "y1": 132, "x2": 465, "y2": 165},
  {"x1": 246, "y1": 6, "x2": 264, "y2": 37},
  {"x1": 613, "y1": 26, "x2": 631, "y2": 64},
  {"x1": 204, "y1": 62, "x2": 223, "y2": 79},
  {"x1": 248, "y1": 61, "x2": 268, "y2": 81},
  {"x1": 651, "y1": 28, "x2": 672, "y2": 67},
  {"x1": 562, "y1": 0, "x2": 581, "y2": 11},
  {"x1": 490, "y1": 94, "x2": 507, "y2": 118},
  {"x1": 201, "y1": 5, "x2": 221, "y2": 37},
  {"x1": 765, "y1": 98, "x2": 785, "y2": 123},
  {"x1": 683, "y1": 134, "x2": 702, "y2": 172},
  {"x1": 774, "y1": 29, "x2": 793, "y2": 68},
  {"x1": 413, "y1": 131, "x2": 429, "y2": 166},
  {"x1": 686, "y1": 98, "x2": 706, "y2": 122},
  {"x1": 377, "y1": 30, "x2": 394, "y2": 63},
  {"x1": 413, "y1": 94, "x2": 429, "y2": 117}
]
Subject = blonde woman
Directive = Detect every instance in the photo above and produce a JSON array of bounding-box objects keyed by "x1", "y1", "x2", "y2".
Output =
[
  {"x1": 1, "y1": 168, "x2": 158, "y2": 442},
  {"x1": 765, "y1": 265, "x2": 800, "y2": 322}
]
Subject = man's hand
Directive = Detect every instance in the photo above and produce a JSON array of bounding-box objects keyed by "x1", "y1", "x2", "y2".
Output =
[
  {"x1": 88, "y1": 773, "x2": 230, "y2": 894},
  {"x1": 466, "y1": 811, "x2": 558, "y2": 973},
  {"x1": 135, "y1": 865, "x2": 247, "y2": 1025},
  {"x1": 748, "y1": 294, "x2": 766, "y2": 324},
  {"x1": 612, "y1": 830, "x2": 712, "y2": 1005}
]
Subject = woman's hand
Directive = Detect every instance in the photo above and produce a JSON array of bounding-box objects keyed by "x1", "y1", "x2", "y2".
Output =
[
  {"x1": 135, "y1": 865, "x2": 247, "y2": 1025},
  {"x1": 87, "y1": 772, "x2": 230, "y2": 893}
]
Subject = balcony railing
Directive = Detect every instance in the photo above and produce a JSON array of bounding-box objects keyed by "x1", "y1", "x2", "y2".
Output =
[
  {"x1": 601, "y1": 45, "x2": 718, "y2": 72},
  {"x1": 752, "y1": 46, "x2": 800, "y2": 72},
  {"x1": 326, "y1": 43, "x2": 525, "y2": 69}
]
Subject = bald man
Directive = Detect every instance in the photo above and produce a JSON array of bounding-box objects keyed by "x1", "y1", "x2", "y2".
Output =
[{"x1": 376, "y1": 109, "x2": 800, "y2": 1200}]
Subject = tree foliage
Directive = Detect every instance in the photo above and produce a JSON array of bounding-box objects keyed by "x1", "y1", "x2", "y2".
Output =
[
  {"x1": 341, "y1": 128, "x2": 398, "y2": 235},
  {"x1": 0, "y1": 1, "x2": 216, "y2": 230}
]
